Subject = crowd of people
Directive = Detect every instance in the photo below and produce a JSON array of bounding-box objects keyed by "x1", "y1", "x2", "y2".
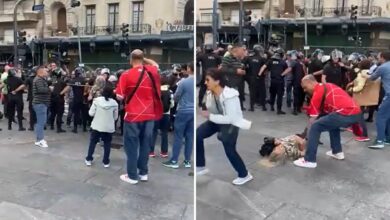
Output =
[
  {"x1": 0, "y1": 49, "x2": 194, "y2": 184},
  {"x1": 196, "y1": 43, "x2": 389, "y2": 184}
]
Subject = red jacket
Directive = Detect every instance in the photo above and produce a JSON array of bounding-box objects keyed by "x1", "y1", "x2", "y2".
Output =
[{"x1": 116, "y1": 65, "x2": 163, "y2": 123}]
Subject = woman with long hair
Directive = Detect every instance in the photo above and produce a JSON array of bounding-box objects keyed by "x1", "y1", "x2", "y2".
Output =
[{"x1": 196, "y1": 68, "x2": 253, "y2": 186}]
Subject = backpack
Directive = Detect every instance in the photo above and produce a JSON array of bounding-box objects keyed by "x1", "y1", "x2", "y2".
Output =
[{"x1": 161, "y1": 86, "x2": 172, "y2": 113}]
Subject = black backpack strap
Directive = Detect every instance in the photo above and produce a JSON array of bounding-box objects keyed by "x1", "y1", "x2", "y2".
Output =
[
  {"x1": 319, "y1": 83, "x2": 327, "y2": 116},
  {"x1": 125, "y1": 67, "x2": 146, "y2": 105},
  {"x1": 144, "y1": 68, "x2": 160, "y2": 101}
]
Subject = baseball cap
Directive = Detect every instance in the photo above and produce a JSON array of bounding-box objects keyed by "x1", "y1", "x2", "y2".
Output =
[{"x1": 101, "y1": 68, "x2": 110, "y2": 74}]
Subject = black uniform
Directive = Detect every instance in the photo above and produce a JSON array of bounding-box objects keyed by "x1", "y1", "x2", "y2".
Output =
[
  {"x1": 5, "y1": 75, "x2": 25, "y2": 130},
  {"x1": 25, "y1": 75, "x2": 36, "y2": 130},
  {"x1": 323, "y1": 62, "x2": 347, "y2": 88},
  {"x1": 244, "y1": 55, "x2": 267, "y2": 110},
  {"x1": 265, "y1": 58, "x2": 288, "y2": 112},
  {"x1": 289, "y1": 60, "x2": 306, "y2": 112},
  {"x1": 197, "y1": 52, "x2": 221, "y2": 107},
  {"x1": 49, "y1": 73, "x2": 68, "y2": 132},
  {"x1": 221, "y1": 54, "x2": 245, "y2": 109},
  {"x1": 69, "y1": 76, "x2": 87, "y2": 133},
  {"x1": 308, "y1": 58, "x2": 323, "y2": 82}
]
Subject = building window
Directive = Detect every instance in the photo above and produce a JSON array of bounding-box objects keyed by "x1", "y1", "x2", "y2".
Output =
[
  {"x1": 201, "y1": 13, "x2": 212, "y2": 23},
  {"x1": 108, "y1": 3, "x2": 119, "y2": 32},
  {"x1": 336, "y1": 0, "x2": 347, "y2": 12},
  {"x1": 361, "y1": 0, "x2": 371, "y2": 15},
  {"x1": 312, "y1": 0, "x2": 324, "y2": 16},
  {"x1": 132, "y1": 2, "x2": 144, "y2": 32},
  {"x1": 86, "y1": 5, "x2": 95, "y2": 34}
]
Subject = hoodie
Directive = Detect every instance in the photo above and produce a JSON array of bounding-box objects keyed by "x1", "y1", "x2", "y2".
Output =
[
  {"x1": 89, "y1": 97, "x2": 119, "y2": 133},
  {"x1": 205, "y1": 87, "x2": 252, "y2": 130}
]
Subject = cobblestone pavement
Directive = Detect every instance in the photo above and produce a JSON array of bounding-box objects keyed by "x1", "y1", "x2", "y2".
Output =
[{"x1": 196, "y1": 101, "x2": 390, "y2": 220}]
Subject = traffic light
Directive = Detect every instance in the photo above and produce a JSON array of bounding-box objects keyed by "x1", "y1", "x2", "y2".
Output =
[
  {"x1": 71, "y1": 0, "x2": 81, "y2": 8},
  {"x1": 121, "y1": 23, "x2": 129, "y2": 38},
  {"x1": 350, "y1": 5, "x2": 358, "y2": 20},
  {"x1": 243, "y1": 10, "x2": 252, "y2": 27},
  {"x1": 17, "y1": 31, "x2": 27, "y2": 44}
]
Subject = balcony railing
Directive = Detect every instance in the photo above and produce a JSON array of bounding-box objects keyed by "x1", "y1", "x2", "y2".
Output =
[
  {"x1": 284, "y1": 6, "x2": 382, "y2": 18},
  {"x1": 74, "y1": 24, "x2": 152, "y2": 36}
]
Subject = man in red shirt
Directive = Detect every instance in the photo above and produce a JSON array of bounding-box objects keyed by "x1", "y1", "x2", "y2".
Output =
[
  {"x1": 294, "y1": 75, "x2": 362, "y2": 168},
  {"x1": 116, "y1": 49, "x2": 163, "y2": 184}
]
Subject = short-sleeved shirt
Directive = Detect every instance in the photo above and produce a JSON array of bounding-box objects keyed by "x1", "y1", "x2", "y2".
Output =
[
  {"x1": 266, "y1": 58, "x2": 288, "y2": 83},
  {"x1": 6, "y1": 76, "x2": 24, "y2": 98},
  {"x1": 289, "y1": 60, "x2": 305, "y2": 85},
  {"x1": 69, "y1": 77, "x2": 86, "y2": 102},
  {"x1": 280, "y1": 135, "x2": 301, "y2": 160},
  {"x1": 306, "y1": 83, "x2": 361, "y2": 117},
  {"x1": 245, "y1": 55, "x2": 266, "y2": 78}
]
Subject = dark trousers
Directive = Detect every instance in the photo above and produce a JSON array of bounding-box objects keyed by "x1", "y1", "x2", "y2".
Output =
[
  {"x1": 285, "y1": 79, "x2": 293, "y2": 107},
  {"x1": 269, "y1": 81, "x2": 284, "y2": 111},
  {"x1": 198, "y1": 81, "x2": 207, "y2": 107},
  {"x1": 49, "y1": 97, "x2": 65, "y2": 129},
  {"x1": 72, "y1": 101, "x2": 88, "y2": 131},
  {"x1": 66, "y1": 101, "x2": 73, "y2": 126},
  {"x1": 86, "y1": 130, "x2": 112, "y2": 165},
  {"x1": 28, "y1": 100, "x2": 36, "y2": 129},
  {"x1": 256, "y1": 77, "x2": 267, "y2": 107},
  {"x1": 304, "y1": 113, "x2": 361, "y2": 162},
  {"x1": 151, "y1": 114, "x2": 170, "y2": 153},
  {"x1": 196, "y1": 121, "x2": 248, "y2": 178},
  {"x1": 293, "y1": 85, "x2": 305, "y2": 111},
  {"x1": 7, "y1": 95, "x2": 23, "y2": 129}
]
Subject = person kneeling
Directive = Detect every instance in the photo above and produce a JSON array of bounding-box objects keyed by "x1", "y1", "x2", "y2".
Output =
[{"x1": 85, "y1": 86, "x2": 118, "y2": 168}]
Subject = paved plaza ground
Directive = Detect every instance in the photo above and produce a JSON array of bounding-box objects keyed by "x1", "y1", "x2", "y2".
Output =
[
  {"x1": 0, "y1": 111, "x2": 194, "y2": 220},
  {"x1": 196, "y1": 101, "x2": 390, "y2": 220}
]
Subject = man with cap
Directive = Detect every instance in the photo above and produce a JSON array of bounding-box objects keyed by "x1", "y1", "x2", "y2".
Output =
[
  {"x1": 197, "y1": 44, "x2": 221, "y2": 108},
  {"x1": 259, "y1": 48, "x2": 288, "y2": 115},
  {"x1": 244, "y1": 44, "x2": 267, "y2": 111}
]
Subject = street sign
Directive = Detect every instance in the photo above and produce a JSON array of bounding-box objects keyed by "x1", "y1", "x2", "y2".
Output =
[
  {"x1": 32, "y1": 4, "x2": 44, "y2": 11},
  {"x1": 304, "y1": 46, "x2": 310, "y2": 50}
]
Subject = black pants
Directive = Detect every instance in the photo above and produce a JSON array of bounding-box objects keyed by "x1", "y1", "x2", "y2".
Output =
[
  {"x1": 269, "y1": 81, "x2": 284, "y2": 111},
  {"x1": 293, "y1": 85, "x2": 305, "y2": 111},
  {"x1": 49, "y1": 97, "x2": 65, "y2": 129},
  {"x1": 72, "y1": 101, "x2": 88, "y2": 131},
  {"x1": 7, "y1": 95, "x2": 23, "y2": 129},
  {"x1": 198, "y1": 82, "x2": 207, "y2": 107},
  {"x1": 86, "y1": 130, "x2": 112, "y2": 165},
  {"x1": 66, "y1": 101, "x2": 73, "y2": 126},
  {"x1": 196, "y1": 121, "x2": 248, "y2": 178},
  {"x1": 28, "y1": 100, "x2": 36, "y2": 129},
  {"x1": 249, "y1": 77, "x2": 266, "y2": 108}
]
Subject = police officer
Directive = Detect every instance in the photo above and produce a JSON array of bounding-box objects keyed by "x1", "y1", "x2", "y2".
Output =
[
  {"x1": 282, "y1": 50, "x2": 306, "y2": 115},
  {"x1": 308, "y1": 49, "x2": 324, "y2": 82},
  {"x1": 259, "y1": 48, "x2": 287, "y2": 115},
  {"x1": 244, "y1": 45, "x2": 267, "y2": 111},
  {"x1": 5, "y1": 69, "x2": 26, "y2": 130},
  {"x1": 48, "y1": 65, "x2": 69, "y2": 133},
  {"x1": 24, "y1": 66, "x2": 38, "y2": 131},
  {"x1": 197, "y1": 44, "x2": 221, "y2": 107},
  {"x1": 68, "y1": 68, "x2": 87, "y2": 133}
]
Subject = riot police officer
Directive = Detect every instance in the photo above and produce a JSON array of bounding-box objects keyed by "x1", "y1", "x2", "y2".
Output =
[
  {"x1": 197, "y1": 44, "x2": 221, "y2": 107},
  {"x1": 48, "y1": 65, "x2": 69, "y2": 133},
  {"x1": 5, "y1": 69, "x2": 26, "y2": 130},
  {"x1": 244, "y1": 45, "x2": 267, "y2": 111},
  {"x1": 24, "y1": 66, "x2": 38, "y2": 131},
  {"x1": 68, "y1": 68, "x2": 87, "y2": 133}
]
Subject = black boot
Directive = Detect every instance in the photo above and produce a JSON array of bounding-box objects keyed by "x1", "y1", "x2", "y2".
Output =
[
  {"x1": 18, "y1": 127, "x2": 26, "y2": 131},
  {"x1": 277, "y1": 110, "x2": 286, "y2": 115},
  {"x1": 292, "y1": 108, "x2": 298, "y2": 115},
  {"x1": 72, "y1": 128, "x2": 78, "y2": 133},
  {"x1": 57, "y1": 127, "x2": 66, "y2": 133},
  {"x1": 249, "y1": 106, "x2": 255, "y2": 112},
  {"x1": 262, "y1": 106, "x2": 267, "y2": 111}
]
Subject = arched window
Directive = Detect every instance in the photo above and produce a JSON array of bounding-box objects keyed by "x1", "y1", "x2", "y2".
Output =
[
  {"x1": 57, "y1": 8, "x2": 67, "y2": 33},
  {"x1": 183, "y1": 0, "x2": 193, "y2": 25}
]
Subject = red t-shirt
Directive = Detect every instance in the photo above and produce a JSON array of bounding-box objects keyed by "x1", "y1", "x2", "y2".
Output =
[
  {"x1": 116, "y1": 65, "x2": 163, "y2": 123},
  {"x1": 306, "y1": 83, "x2": 361, "y2": 117}
]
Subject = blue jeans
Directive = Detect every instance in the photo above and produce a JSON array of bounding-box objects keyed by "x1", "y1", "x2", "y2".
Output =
[
  {"x1": 376, "y1": 94, "x2": 390, "y2": 141},
  {"x1": 151, "y1": 114, "x2": 170, "y2": 153},
  {"x1": 86, "y1": 130, "x2": 112, "y2": 165},
  {"x1": 33, "y1": 104, "x2": 48, "y2": 141},
  {"x1": 305, "y1": 113, "x2": 361, "y2": 162},
  {"x1": 171, "y1": 111, "x2": 194, "y2": 162},
  {"x1": 123, "y1": 121, "x2": 154, "y2": 180},
  {"x1": 196, "y1": 121, "x2": 248, "y2": 178}
]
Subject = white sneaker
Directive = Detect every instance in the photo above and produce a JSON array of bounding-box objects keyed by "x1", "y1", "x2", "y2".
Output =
[
  {"x1": 196, "y1": 167, "x2": 209, "y2": 176},
  {"x1": 103, "y1": 163, "x2": 110, "y2": 168},
  {"x1": 85, "y1": 160, "x2": 92, "y2": 166},
  {"x1": 139, "y1": 174, "x2": 148, "y2": 182},
  {"x1": 368, "y1": 142, "x2": 385, "y2": 149},
  {"x1": 35, "y1": 140, "x2": 48, "y2": 148},
  {"x1": 120, "y1": 174, "x2": 138, "y2": 185},
  {"x1": 232, "y1": 173, "x2": 253, "y2": 186},
  {"x1": 326, "y1": 151, "x2": 345, "y2": 160},
  {"x1": 293, "y1": 158, "x2": 317, "y2": 168}
]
